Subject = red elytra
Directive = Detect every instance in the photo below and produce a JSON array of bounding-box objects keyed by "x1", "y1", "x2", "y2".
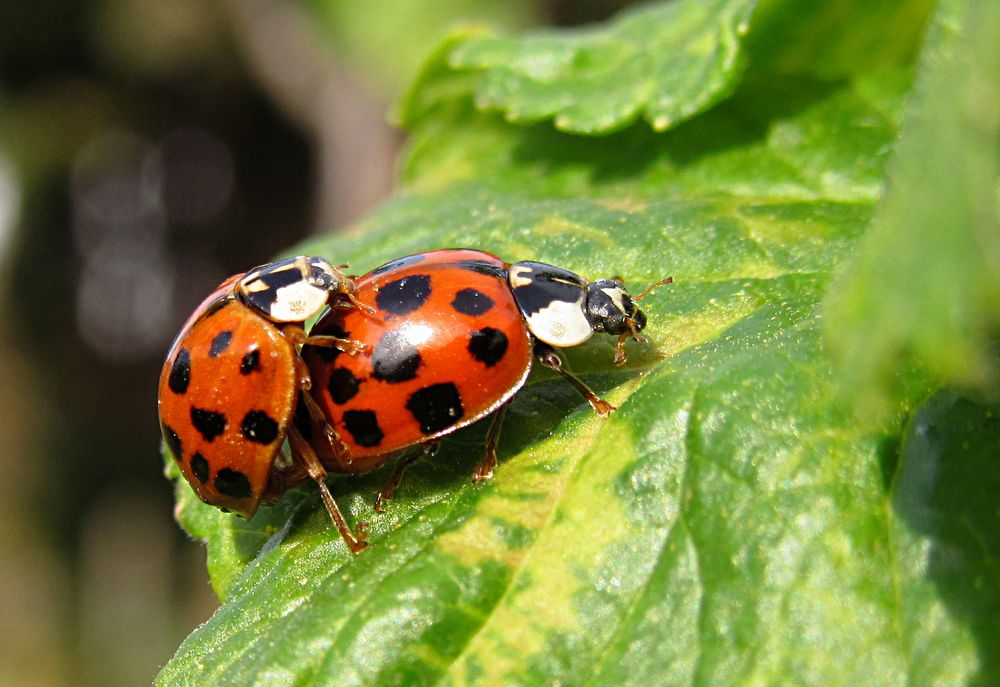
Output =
[
  {"x1": 157, "y1": 256, "x2": 371, "y2": 552},
  {"x1": 159, "y1": 279, "x2": 296, "y2": 514},
  {"x1": 303, "y1": 250, "x2": 533, "y2": 475}
]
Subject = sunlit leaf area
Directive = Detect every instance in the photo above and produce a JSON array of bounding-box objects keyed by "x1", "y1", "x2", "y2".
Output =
[{"x1": 2, "y1": 1, "x2": 998, "y2": 686}]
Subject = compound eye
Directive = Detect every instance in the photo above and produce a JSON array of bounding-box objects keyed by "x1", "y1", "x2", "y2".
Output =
[{"x1": 631, "y1": 307, "x2": 648, "y2": 332}]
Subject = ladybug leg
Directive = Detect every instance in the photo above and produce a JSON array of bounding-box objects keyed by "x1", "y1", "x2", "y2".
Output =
[
  {"x1": 536, "y1": 344, "x2": 615, "y2": 417},
  {"x1": 283, "y1": 325, "x2": 367, "y2": 355},
  {"x1": 332, "y1": 275, "x2": 377, "y2": 316},
  {"x1": 301, "y1": 389, "x2": 351, "y2": 457},
  {"x1": 340, "y1": 291, "x2": 377, "y2": 316},
  {"x1": 305, "y1": 335, "x2": 368, "y2": 355},
  {"x1": 287, "y1": 426, "x2": 368, "y2": 553},
  {"x1": 613, "y1": 334, "x2": 628, "y2": 366},
  {"x1": 374, "y1": 442, "x2": 439, "y2": 512},
  {"x1": 613, "y1": 316, "x2": 655, "y2": 366},
  {"x1": 614, "y1": 275, "x2": 672, "y2": 365},
  {"x1": 291, "y1": 359, "x2": 350, "y2": 460},
  {"x1": 613, "y1": 332, "x2": 638, "y2": 366},
  {"x1": 473, "y1": 400, "x2": 511, "y2": 482},
  {"x1": 323, "y1": 271, "x2": 377, "y2": 315}
]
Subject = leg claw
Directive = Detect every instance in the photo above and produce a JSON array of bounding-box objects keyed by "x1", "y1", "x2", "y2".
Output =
[{"x1": 472, "y1": 461, "x2": 495, "y2": 483}]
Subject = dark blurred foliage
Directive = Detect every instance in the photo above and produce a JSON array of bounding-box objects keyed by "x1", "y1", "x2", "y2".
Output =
[{"x1": 7, "y1": 49, "x2": 312, "y2": 528}]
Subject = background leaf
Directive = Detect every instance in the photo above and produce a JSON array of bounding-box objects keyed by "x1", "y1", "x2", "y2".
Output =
[
  {"x1": 746, "y1": 0, "x2": 934, "y2": 76},
  {"x1": 823, "y1": 0, "x2": 1000, "y2": 414},
  {"x1": 160, "y1": 1, "x2": 998, "y2": 685},
  {"x1": 443, "y1": 0, "x2": 758, "y2": 134}
]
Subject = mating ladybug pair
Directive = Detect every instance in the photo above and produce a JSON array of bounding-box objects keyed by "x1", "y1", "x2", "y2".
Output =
[{"x1": 158, "y1": 250, "x2": 670, "y2": 552}]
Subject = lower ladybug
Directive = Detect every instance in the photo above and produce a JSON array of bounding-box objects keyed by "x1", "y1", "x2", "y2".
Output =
[
  {"x1": 158, "y1": 255, "x2": 373, "y2": 552},
  {"x1": 303, "y1": 249, "x2": 670, "y2": 510}
]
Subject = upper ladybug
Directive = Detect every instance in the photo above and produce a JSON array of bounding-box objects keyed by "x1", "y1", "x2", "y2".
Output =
[
  {"x1": 158, "y1": 255, "x2": 370, "y2": 552},
  {"x1": 303, "y1": 249, "x2": 670, "y2": 508}
]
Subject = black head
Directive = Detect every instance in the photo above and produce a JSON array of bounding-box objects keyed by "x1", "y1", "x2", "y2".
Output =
[
  {"x1": 585, "y1": 279, "x2": 645, "y2": 335},
  {"x1": 585, "y1": 276, "x2": 672, "y2": 365}
]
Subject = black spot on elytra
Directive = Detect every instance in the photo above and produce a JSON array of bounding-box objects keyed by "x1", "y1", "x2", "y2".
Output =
[
  {"x1": 209, "y1": 330, "x2": 233, "y2": 357},
  {"x1": 371, "y1": 330, "x2": 422, "y2": 383},
  {"x1": 214, "y1": 468, "x2": 253, "y2": 500},
  {"x1": 241, "y1": 410, "x2": 279, "y2": 444},
  {"x1": 168, "y1": 349, "x2": 191, "y2": 394},
  {"x1": 468, "y1": 327, "x2": 509, "y2": 367},
  {"x1": 342, "y1": 409, "x2": 384, "y2": 447},
  {"x1": 371, "y1": 253, "x2": 427, "y2": 276},
  {"x1": 161, "y1": 423, "x2": 183, "y2": 461},
  {"x1": 309, "y1": 346, "x2": 337, "y2": 363},
  {"x1": 456, "y1": 260, "x2": 506, "y2": 279},
  {"x1": 406, "y1": 383, "x2": 464, "y2": 435},
  {"x1": 376, "y1": 275, "x2": 431, "y2": 316},
  {"x1": 328, "y1": 367, "x2": 361, "y2": 404},
  {"x1": 451, "y1": 288, "x2": 495, "y2": 316},
  {"x1": 240, "y1": 348, "x2": 260, "y2": 374},
  {"x1": 190, "y1": 452, "x2": 209, "y2": 483},
  {"x1": 190, "y1": 407, "x2": 227, "y2": 442}
]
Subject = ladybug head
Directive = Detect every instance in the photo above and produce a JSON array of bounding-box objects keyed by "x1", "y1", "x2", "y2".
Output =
[
  {"x1": 238, "y1": 256, "x2": 353, "y2": 323},
  {"x1": 584, "y1": 279, "x2": 645, "y2": 336},
  {"x1": 585, "y1": 276, "x2": 673, "y2": 365}
]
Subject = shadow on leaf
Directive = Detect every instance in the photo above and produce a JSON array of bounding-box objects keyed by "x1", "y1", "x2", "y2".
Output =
[{"x1": 894, "y1": 389, "x2": 1000, "y2": 686}]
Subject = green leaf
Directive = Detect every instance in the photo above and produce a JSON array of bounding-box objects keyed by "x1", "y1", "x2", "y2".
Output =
[
  {"x1": 441, "y1": 0, "x2": 758, "y2": 134},
  {"x1": 823, "y1": 0, "x2": 1000, "y2": 416},
  {"x1": 746, "y1": 0, "x2": 935, "y2": 77},
  {"x1": 161, "y1": 1, "x2": 996, "y2": 684}
]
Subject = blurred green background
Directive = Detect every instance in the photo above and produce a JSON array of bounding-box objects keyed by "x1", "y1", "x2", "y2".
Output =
[{"x1": 0, "y1": 1, "x2": 633, "y2": 684}]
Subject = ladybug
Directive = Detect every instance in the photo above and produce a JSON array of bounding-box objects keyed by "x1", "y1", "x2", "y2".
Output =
[
  {"x1": 158, "y1": 255, "x2": 372, "y2": 552},
  {"x1": 303, "y1": 249, "x2": 670, "y2": 508}
]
